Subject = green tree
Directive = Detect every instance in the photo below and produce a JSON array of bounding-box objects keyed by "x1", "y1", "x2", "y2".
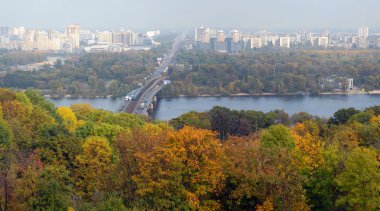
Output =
[
  {"x1": 348, "y1": 112, "x2": 373, "y2": 124},
  {"x1": 106, "y1": 80, "x2": 119, "y2": 96},
  {"x1": 328, "y1": 107, "x2": 360, "y2": 125},
  {"x1": 209, "y1": 106, "x2": 231, "y2": 140},
  {"x1": 336, "y1": 147, "x2": 380, "y2": 210},
  {"x1": 169, "y1": 111, "x2": 211, "y2": 130},
  {"x1": 261, "y1": 124, "x2": 295, "y2": 149},
  {"x1": 32, "y1": 165, "x2": 72, "y2": 210}
]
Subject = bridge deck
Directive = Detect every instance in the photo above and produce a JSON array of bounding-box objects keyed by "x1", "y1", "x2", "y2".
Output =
[
  {"x1": 121, "y1": 77, "x2": 161, "y2": 113},
  {"x1": 118, "y1": 33, "x2": 186, "y2": 114}
]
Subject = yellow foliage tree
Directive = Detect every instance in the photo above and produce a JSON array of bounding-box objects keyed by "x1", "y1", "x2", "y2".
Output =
[
  {"x1": 57, "y1": 107, "x2": 78, "y2": 133},
  {"x1": 330, "y1": 125, "x2": 360, "y2": 150},
  {"x1": 256, "y1": 198, "x2": 274, "y2": 211},
  {"x1": 75, "y1": 136, "x2": 113, "y2": 198},
  {"x1": 292, "y1": 122, "x2": 325, "y2": 171},
  {"x1": 370, "y1": 115, "x2": 380, "y2": 125},
  {"x1": 70, "y1": 104, "x2": 95, "y2": 119}
]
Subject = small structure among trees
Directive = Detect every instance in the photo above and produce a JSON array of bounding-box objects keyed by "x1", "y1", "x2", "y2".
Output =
[{"x1": 319, "y1": 75, "x2": 354, "y2": 91}]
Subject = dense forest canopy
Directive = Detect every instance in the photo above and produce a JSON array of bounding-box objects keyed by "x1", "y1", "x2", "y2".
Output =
[
  {"x1": 1, "y1": 49, "x2": 380, "y2": 98},
  {"x1": 0, "y1": 52, "x2": 47, "y2": 66},
  {"x1": 0, "y1": 88, "x2": 378, "y2": 210},
  {"x1": 159, "y1": 50, "x2": 380, "y2": 97},
  {"x1": 0, "y1": 46, "x2": 169, "y2": 97}
]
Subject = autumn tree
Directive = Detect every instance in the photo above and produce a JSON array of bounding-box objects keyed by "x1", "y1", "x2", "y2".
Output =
[
  {"x1": 0, "y1": 117, "x2": 13, "y2": 211},
  {"x1": 223, "y1": 135, "x2": 308, "y2": 211},
  {"x1": 114, "y1": 123, "x2": 172, "y2": 205},
  {"x1": 75, "y1": 136, "x2": 113, "y2": 199},
  {"x1": 57, "y1": 107, "x2": 79, "y2": 133},
  {"x1": 292, "y1": 121, "x2": 325, "y2": 171},
  {"x1": 14, "y1": 153, "x2": 44, "y2": 210},
  {"x1": 222, "y1": 136, "x2": 262, "y2": 209},
  {"x1": 133, "y1": 127, "x2": 225, "y2": 210}
]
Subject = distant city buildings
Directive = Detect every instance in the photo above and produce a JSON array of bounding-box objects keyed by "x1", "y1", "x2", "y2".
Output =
[
  {"x1": 66, "y1": 24, "x2": 80, "y2": 49},
  {"x1": 279, "y1": 37, "x2": 290, "y2": 49},
  {"x1": 97, "y1": 31, "x2": 113, "y2": 43},
  {"x1": 0, "y1": 25, "x2": 160, "y2": 53},
  {"x1": 193, "y1": 26, "x2": 379, "y2": 53},
  {"x1": 358, "y1": 26, "x2": 369, "y2": 39}
]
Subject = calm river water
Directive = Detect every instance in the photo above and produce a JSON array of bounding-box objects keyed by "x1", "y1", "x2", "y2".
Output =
[{"x1": 48, "y1": 95, "x2": 380, "y2": 121}]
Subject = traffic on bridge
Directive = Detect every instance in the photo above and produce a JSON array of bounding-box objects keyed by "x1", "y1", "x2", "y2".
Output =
[{"x1": 118, "y1": 33, "x2": 186, "y2": 115}]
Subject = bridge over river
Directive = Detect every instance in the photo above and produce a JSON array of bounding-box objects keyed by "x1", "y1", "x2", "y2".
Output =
[{"x1": 118, "y1": 33, "x2": 186, "y2": 115}]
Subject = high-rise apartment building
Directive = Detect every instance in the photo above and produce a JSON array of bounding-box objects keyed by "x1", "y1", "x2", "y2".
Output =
[
  {"x1": 318, "y1": 37, "x2": 329, "y2": 48},
  {"x1": 48, "y1": 30, "x2": 60, "y2": 39},
  {"x1": 66, "y1": 24, "x2": 80, "y2": 49},
  {"x1": 201, "y1": 30, "x2": 211, "y2": 43},
  {"x1": 195, "y1": 26, "x2": 211, "y2": 43},
  {"x1": 122, "y1": 31, "x2": 137, "y2": 46},
  {"x1": 112, "y1": 31, "x2": 136, "y2": 46},
  {"x1": 98, "y1": 31, "x2": 112, "y2": 43},
  {"x1": 250, "y1": 37, "x2": 262, "y2": 49},
  {"x1": 279, "y1": 37, "x2": 290, "y2": 48},
  {"x1": 112, "y1": 32, "x2": 123, "y2": 44},
  {"x1": 24, "y1": 30, "x2": 35, "y2": 42},
  {"x1": 80, "y1": 30, "x2": 95, "y2": 41},
  {"x1": 10, "y1": 26, "x2": 25, "y2": 38},
  {"x1": 195, "y1": 26, "x2": 205, "y2": 42},
  {"x1": 217, "y1": 30, "x2": 225, "y2": 43},
  {"x1": 358, "y1": 27, "x2": 369, "y2": 38},
  {"x1": 231, "y1": 30, "x2": 240, "y2": 43}
]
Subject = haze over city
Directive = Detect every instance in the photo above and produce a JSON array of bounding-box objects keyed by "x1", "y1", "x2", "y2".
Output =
[
  {"x1": 1, "y1": 0, "x2": 380, "y2": 211},
  {"x1": 1, "y1": 0, "x2": 380, "y2": 30}
]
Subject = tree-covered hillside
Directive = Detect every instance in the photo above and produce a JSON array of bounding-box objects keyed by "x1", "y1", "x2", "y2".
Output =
[
  {"x1": 0, "y1": 88, "x2": 378, "y2": 210},
  {"x1": 159, "y1": 50, "x2": 380, "y2": 96}
]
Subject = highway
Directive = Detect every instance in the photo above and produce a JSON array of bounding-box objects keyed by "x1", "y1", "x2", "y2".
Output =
[
  {"x1": 119, "y1": 33, "x2": 186, "y2": 114},
  {"x1": 119, "y1": 77, "x2": 161, "y2": 113}
]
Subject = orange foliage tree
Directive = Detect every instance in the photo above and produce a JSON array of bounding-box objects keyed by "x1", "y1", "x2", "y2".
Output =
[{"x1": 132, "y1": 126, "x2": 225, "y2": 210}]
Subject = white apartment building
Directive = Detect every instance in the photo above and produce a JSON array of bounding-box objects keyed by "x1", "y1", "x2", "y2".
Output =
[
  {"x1": 279, "y1": 37, "x2": 290, "y2": 48},
  {"x1": 250, "y1": 37, "x2": 262, "y2": 48},
  {"x1": 358, "y1": 27, "x2": 369, "y2": 38},
  {"x1": 66, "y1": 24, "x2": 80, "y2": 49},
  {"x1": 318, "y1": 37, "x2": 329, "y2": 48},
  {"x1": 97, "y1": 31, "x2": 113, "y2": 43}
]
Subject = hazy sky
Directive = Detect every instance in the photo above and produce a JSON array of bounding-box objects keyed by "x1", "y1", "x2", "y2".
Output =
[{"x1": 0, "y1": 0, "x2": 379, "y2": 30}]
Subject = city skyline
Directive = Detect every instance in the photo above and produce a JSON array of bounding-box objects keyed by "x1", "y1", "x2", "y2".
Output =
[{"x1": 0, "y1": 0, "x2": 379, "y2": 30}]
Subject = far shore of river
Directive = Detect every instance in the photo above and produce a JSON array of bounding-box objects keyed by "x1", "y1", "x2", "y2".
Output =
[
  {"x1": 166, "y1": 90, "x2": 380, "y2": 98},
  {"x1": 44, "y1": 89, "x2": 380, "y2": 99}
]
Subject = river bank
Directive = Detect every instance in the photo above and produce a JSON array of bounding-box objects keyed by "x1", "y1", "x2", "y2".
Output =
[
  {"x1": 43, "y1": 88, "x2": 380, "y2": 99},
  {"x1": 160, "y1": 90, "x2": 380, "y2": 99},
  {"x1": 44, "y1": 94, "x2": 117, "y2": 99}
]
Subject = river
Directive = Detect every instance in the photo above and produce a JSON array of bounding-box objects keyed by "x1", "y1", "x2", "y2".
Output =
[{"x1": 48, "y1": 95, "x2": 380, "y2": 121}]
